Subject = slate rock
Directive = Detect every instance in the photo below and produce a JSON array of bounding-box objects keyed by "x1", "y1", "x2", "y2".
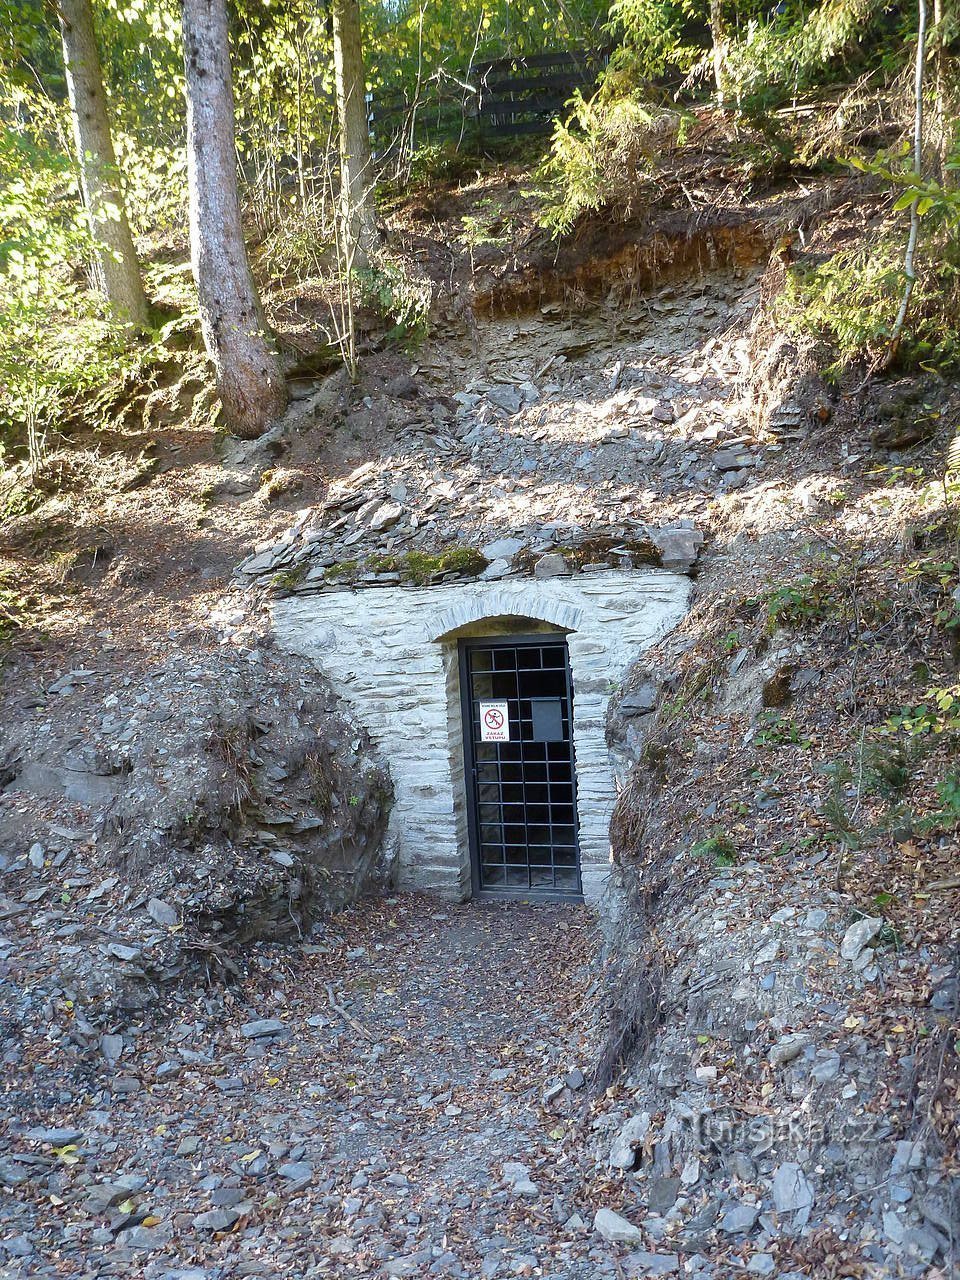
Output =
[
  {"x1": 101, "y1": 1033, "x2": 124, "y2": 1064},
  {"x1": 107, "y1": 942, "x2": 142, "y2": 962},
  {"x1": 720, "y1": 1203, "x2": 760, "y2": 1234},
  {"x1": 840, "y1": 916, "x2": 883, "y2": 961},
  {"x1": 609, "y1": 1113, "x2": 650, "y2": 1170},
  {"x1": 193, "y1": 1207, "x2": 243, "y2": 1231},
  {"x1": 593, "y1": 1207, "x2": 643, "y2": 1246},
  {"x1": 487, "y1": 385, "x2": 523, "y2": 415},
  {"x1": 368, "y1": 502, "x2": 403, "y2": 533},
  {"x1": 84, "y1": 1182, "x2": 130, "y2": 1214},
  {"x1": 147, "y1": 897, "x2": 178, "y2": 927},
  {"x1": 24, "y1": 1126, "x2": 84, "y2": 1145},
  {"x1": 278, "y1": 1161, "x2": 313, "y2": 1181},
  {"x1": 3, "y1": 1236, "x2": 34, "y2": 1258},
  {"x1": 0, "y1": 1159, "x2": 29, "y2": 1187},
  {"x1": 648, "y1": 1176, "x2": 680, "y2": 1213},
  {"x1": 714, "y1": 447, "x2": 756, "y2": 471},
  {"x1": 768, "y1": 1033, "x2": 811, "y2": 1068},
  {"x1": 481, "y1": 538, "x2": 524, "y2": 561},
  {"x1": 649, "y1": 526, "x2": 704, "y2": 573},
  {"x1": 746, "y1": 1255, "x2": 776, "y2": 1276},
  {"x1": 772, "y1": 1163, "x2": 814, "y2": 1213},
  {"x1": 533, "y1": 553, "x2": 569, "y2": 579},
  {"x1": 625, "y1": 1252, "x2": 679, "y2": 1276},
  {"x1": 619, "y1": 683, "x2": 660, "y2": 716},
  {"x1": 240, "y1": 1018, "x2": 287, "y2": 1039}
]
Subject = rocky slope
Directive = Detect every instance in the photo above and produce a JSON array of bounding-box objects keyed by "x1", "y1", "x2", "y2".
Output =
[{"x1": 0, "y1": 163, "x2": 958, "y2": 1278}]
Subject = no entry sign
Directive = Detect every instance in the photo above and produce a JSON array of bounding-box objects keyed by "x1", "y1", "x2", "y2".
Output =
[{"x1": 479, "y1": 700, "x2": 510, "y2": 743}]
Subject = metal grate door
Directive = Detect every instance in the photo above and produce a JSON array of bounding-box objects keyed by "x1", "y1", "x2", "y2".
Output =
[{"x1": 459, "y1": 636, "x2": 581, "y2": 898}]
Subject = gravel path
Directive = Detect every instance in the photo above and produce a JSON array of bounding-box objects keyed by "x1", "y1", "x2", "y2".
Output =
[{"x1": 2, "y1": 896, "x2": 626, "y2": 1278}]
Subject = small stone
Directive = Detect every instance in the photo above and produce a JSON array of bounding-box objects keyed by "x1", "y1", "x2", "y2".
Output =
[
  {"x1": 100, "y1": 1034, "x2": 124, "y2": 1064},
  {"x1": 746, "y1": 1254, "x2": 776, "y2": 1276},
  {"x1": 720, "y1": 1203, "x2": 760, "y2": 1234},
  {"x1": 565, "y1": 1067, "x2": 585, "y2": 1091},
  {"x1": 840, "y1": 916, "x2": 883, "y2": 961},
  {"x1": 627, "y1": 1253, "x2": 679, "y2": 1276},
  {"x1": 487, "y1": 385, "x2": 523, "y2": 415},
  {"x1": 512, "y1": 1179, "x2": 540, "y2": 1198},
  {"x1": 882, "y1": 1210, "x2": 906, "y2": 1244},
  {"x1": 240, "y1": 1018, "x2": 287, "y2": 1039},
  {"x1": 647, "y1": 1176, "x2": 680, "y2": 1213},
  {"x1": 147, "y1": 897, "x2": 178, "y2": 927},
  {"x1": 480, "y1": 558, "x2": 511, "y2": 580},
  {"x1": 278, "y1": 1161, "x2": 312, "y2": 1182},
  {"x1": 176, "y1": 1136, "x2": 200, "y2": 1156},
  {"x1": 0, "y1": 1159, "x2": 29, "y2": 1187},
  {"x1": 84, "y1": 1182, "x2": 129, "y2": 1214},
  {"x1": 772, "y1": 1163, "x2": 814, "y2": 1213},
  {"x1": 481, "y1": 538, "x2": 524, "y2": 561},
  {"x1": 107, "y1": 942, "x2": 141, "y2": 962},
  {"x1": 24, "y1": 1126, "x2": 84, "y2": 1146},
  {"x1": 754, "y1": 941, "x2": 780, "y2": 966},
  {"x1": 609, "y1": 1113, "x2": 650, "y2": 1170},
  {"x1": 4, "y1": 1236, "x2": 34, "y2": 1258},
  {"x1": 193, "y1": 1207, "x2": 242, "y2": 1231},
  {"x1": 649, "y1": 526, "x2": 703, "y2": 574},
  {"x1": 369, "y1": 501, "x2": 403, "y2": 532},
  {"x1": 768, "y1": 1033, "x2": 811, "y2": 1068},
  {"x1": 593, "y1": 1207, "x2": 643, "y2": 1247},
  {"x1": 533, "y1": 553, "x2": 568, "y2": 579},
  {"x1": 28, "y1": 843, "x2": 45, "y2": 869},
  {"x1": 619, "y1": 683, "x2": 660, "y2": 716},
  {"x1": 714, "y1": 447, "x2": 756, "y2": 471},
  {"x1": 810, "y1": 1051, "x2": 841, "y2": 1083}
]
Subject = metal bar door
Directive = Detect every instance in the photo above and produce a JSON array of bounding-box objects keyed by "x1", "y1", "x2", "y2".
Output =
[{"x1": 459, "y1": 635, "x2": 581, "y2": 899}]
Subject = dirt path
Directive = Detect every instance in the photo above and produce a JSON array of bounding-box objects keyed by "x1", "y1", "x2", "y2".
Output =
[{"x1": 3, "y1": 897, "x2": 630, "y2": 1278}]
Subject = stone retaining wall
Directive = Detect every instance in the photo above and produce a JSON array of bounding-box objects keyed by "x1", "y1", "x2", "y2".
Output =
[{"x1": 271, "y1": 571, "x2": 691, "y2": 902}]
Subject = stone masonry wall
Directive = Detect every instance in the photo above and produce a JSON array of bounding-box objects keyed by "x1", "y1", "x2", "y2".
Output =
[{"x1": 271, "y1": 571, "x2": 691, "y2": 901}]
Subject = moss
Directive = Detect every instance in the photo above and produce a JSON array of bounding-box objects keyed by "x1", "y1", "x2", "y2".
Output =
[
  {"x1": 271, "y1": 564, "x2": 307, "y2": 591},
  {"x1": 326, "y1": 558, "x2": 359, "y2": 581},
  {"x1": 367, "y1": 545, "x2": 487, "y2": 585},
  {"x1": 513, "y1": 535, "x2": 661, "y2": 575}
]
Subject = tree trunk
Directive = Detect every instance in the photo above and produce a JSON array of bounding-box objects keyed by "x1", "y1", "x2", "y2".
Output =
[
  {"x1": 332, "y1": 0, "x2": 376, "y2": 270},
  {"x1": 932, "y1": 0, "x2": 949, "y2": 185},
  {"x1": 58, "y1": 0, "x2": 149, "y2": 330},
  {"x1": 181, "y1": 0, "x2": 288, "y2": 439},
  {"x1": 885, "y1": 0, "x2": 928, "y2": 368},
  {"x1": 710, "y1": 0, "x2": 729, "y2": 107}
]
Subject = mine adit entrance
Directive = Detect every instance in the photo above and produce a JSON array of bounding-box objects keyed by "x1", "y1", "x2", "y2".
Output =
[{"x1": 459, "y1": 634, "x2": 581, "y2": 898}]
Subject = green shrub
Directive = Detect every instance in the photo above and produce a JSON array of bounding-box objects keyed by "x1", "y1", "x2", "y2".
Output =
[
  {"x1": 691, "y1": 831, "x2": 738, "y2": 867},
  {"x1": 539, "y1": 93, "x2": 686, "y2": 237}
]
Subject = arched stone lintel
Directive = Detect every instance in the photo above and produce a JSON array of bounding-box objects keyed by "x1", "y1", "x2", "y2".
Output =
[{"x1": 426, "y1": 589, "x2": 584, "y2": 643}]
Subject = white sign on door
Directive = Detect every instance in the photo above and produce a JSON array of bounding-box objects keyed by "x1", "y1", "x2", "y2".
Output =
[{"x1": 479, "y1": 700, "x2": 510, "y2": 743}]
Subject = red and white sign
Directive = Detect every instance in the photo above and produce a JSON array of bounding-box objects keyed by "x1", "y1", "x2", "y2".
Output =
[{"x1": 479, "y1": 701, "x2": 510, "y2": 743}]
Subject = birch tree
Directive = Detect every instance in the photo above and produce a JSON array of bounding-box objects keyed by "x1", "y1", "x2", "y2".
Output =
[
  {"x1": 57, "y1": 0, "x2": 150, "y2": 330},
  {"x1": 332, "y1": 0, "x2": 376, "y2": 270},
  {"x1": 181, "y1": 0, "x2": 288, "y2": 438}
]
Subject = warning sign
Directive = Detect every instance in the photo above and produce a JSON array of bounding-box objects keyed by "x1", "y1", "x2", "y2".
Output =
[{"x1": 479, "y1": 700, "x2": 510, "y2": 743}]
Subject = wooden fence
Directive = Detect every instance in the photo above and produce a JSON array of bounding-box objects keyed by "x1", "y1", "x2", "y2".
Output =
[
  {"x1": 474, "y1": 47, "x2": 609, "y2": 135},
  {"x1": 368, "y1": 46, "x2": 610, "y2": 152}
]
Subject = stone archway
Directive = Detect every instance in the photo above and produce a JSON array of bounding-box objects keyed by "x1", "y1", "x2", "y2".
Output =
[{"x1": 270, "y1": 570, "x2": 692, "y2": 902}]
